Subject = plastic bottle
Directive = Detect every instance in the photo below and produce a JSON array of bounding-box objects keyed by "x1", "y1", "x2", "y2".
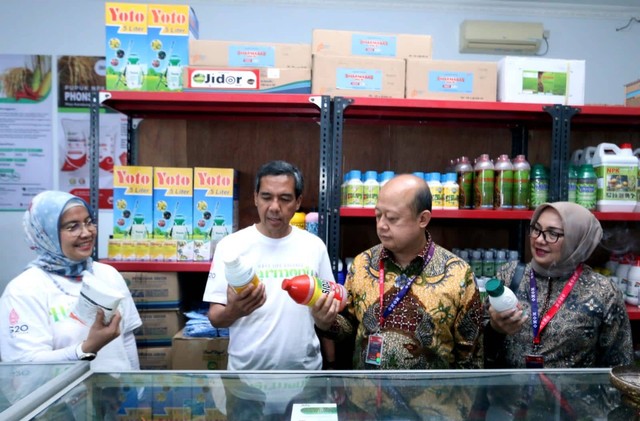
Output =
[
  {"x1": 570, "y1": 149, "x2": 584, "y2": 166},
  {"x1": 615, "y1": 256, "x2": 632, "y2": 295},
  {"x1": 512, "y1": 155, "x2": 531, "y2": 210},
  {"x1": 305, "y1": 212, "x2": 319, "y2": 236},
  {"x1": 224, "y1": 253, "x2": 261, "y2": 293},
  {"x1": 470, "y1": 250, "x2": 483, "y2": 277},
  {"x1": 626, "y1": 257, "x2": 640, "y2": 305},
  {"x1": 291, "y1": 211, "x2": 306, "y2": 230},
  {"x1": 474, "y1": 154, "x2": 494, "y2": 209},
  {"x1": 508, "y1": 250, "x2": 520, "y2": 263},
  {"x1": 455, "y1": 156, "x2": 474, "y2": 209},
  {"x1": 337, "y1": 259, "x2": 346, "y2": 285},
  {"x1": 482, "y1": 250, "x2": 496, "y2": 278},
  {"x1": 529, "y1": 164, "x2": 549, "y2": 209},
  {"x1": 281, "y1": 274, "x2": 347, "y2": 311},
  {"x1": 426, "y1": 172, "x2": 444, "y2": 210},
  {"x1": 485, "y1": 278, "x2": 519, "y2": 312},
  {"x1": 345, "y1": 170, "x2": 364, "y2": 208},
  {"x1": 576, "y1": 164, "x2": 597, "y2": 211},
  {"x1": 379, "y1": 171, "x2": 395, "y2": 188},
  {"x1": 583, "y1": 146, "x2": 597, "y2": 165},
  {"x1": 442, "y1": 173, "x2": 459, "y2": 210},
  {"x1": 495, "y1": 250, "x2": 508, "y2": 272},
  {"x1": 568, "y1": 164, "x2": 578, "y2": 203},
  {"x1": 493, "y1": 154, "x2": 514, "y2": 210},
  {"x1": 362, "y1": 170, "x2": 380, "y2": 208},
  {"x1": 592, "y1": 142, "x2": 638, "y2": 212}
]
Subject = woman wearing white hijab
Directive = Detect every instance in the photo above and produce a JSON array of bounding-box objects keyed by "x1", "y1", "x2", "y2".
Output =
[
  {"x1": 0, "y1": 191, "x2": 141, "y2": 371},
  {"x1": 485, "y1": 202, "x2": 633, "y2": 368}
]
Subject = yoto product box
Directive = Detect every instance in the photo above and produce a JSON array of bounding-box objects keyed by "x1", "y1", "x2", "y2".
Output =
[
  {"x1": 146, "y1": 4, "x2": 199, "y2": 92},
  {"x1": 112, "y1": 165, "x2": 153, "y2": 240},
  {"x1": 171, "y1": 328, "x2": 229, "y2": 370},
  {"x1": 406, "y1": 59, "x2": 497, "y2": 102},
  {"x1": 121, "y1": 271, "x2": 181, "y2": 309},
  {"x1": 312, "y1": 29, "x2": 432, "y2": 59},
  {"x1": 184, "y1": 66, "x2": 311, "y2": 94},
  {"x1": 497, "y1": 56, "x2": 585, "y2": 105},
  {"x1": 189, "y1": 39, "x2": 311, "y2": 69},
  {"x1": 193, "y1": 167, "x2": 238, "y2": 261},
  {"x1": 312, "y1": 54, "x2": 405, "y2": 98},
  {"x1": 105, "y1": 2, "x2": 149, "y2": 91}
]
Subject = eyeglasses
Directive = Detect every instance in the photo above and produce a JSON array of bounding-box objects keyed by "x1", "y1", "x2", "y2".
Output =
[
  {"x1": 529, "y1": 225, "x2": 564, "y2": 244},
  {"x1": 61, "y1": 219, "x2": 97, "y2": 237}
]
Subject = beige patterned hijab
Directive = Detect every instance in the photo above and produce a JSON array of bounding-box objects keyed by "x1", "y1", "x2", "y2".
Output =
[{"x1": 530, "y1": 202, "x2": 603, "y2": 277}]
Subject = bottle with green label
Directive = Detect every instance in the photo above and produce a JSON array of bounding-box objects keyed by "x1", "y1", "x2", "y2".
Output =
[
  {"x1": 512, "y1": 154, "x2": 531, "y2": 210},
  {"x1": 529, "y1": 164, "x2": 549, "y2": 209},
  {"x1": 568, "y1": 164, "x2": 578, "y2": 203},
  {"x1": 576, "y1": 164, "x2": 597, "y2": 211},
  {"x1": 455, "y1": 156, "x2": 474, "y2": 209},
  {"x1": 474, "y1": 154, "x2": 494, "y2": 209},
  {"x1": 493, "y1": 154, "x2": 513, "y2": 209}
]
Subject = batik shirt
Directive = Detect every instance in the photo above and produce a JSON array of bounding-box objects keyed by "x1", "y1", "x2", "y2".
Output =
[
  {"x1": 329, "y1": 233, "x2": 483, "y2": 370},
  {"x1": 484, "y1": 261, "x2": 633, "y2": 368}
]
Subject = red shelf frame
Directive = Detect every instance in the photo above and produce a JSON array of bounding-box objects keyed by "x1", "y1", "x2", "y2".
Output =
[
  {"x1": 101, "y1": 260, "x2": 212, "y2": 272},
  {"x1": 626, "y1": 304, "x2": 640, "y2": 320}
]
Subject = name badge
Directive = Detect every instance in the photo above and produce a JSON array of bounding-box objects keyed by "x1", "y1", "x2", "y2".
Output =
[
  {"x1": 365, "y1": 334, "x2": 384, "y2": 366},
  {"x1": 525, "y1": 354, "x2": 544, "y2": 368}
]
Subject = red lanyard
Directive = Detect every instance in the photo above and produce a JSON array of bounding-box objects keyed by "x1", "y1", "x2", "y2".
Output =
[{"x1": 530, "y1": 264, "x2": 583, "y2": 345}]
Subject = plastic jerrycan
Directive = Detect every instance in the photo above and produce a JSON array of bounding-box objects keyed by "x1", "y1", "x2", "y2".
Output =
[{"x1": 592, "y1": 142, "x2": 638, "y2": 212}]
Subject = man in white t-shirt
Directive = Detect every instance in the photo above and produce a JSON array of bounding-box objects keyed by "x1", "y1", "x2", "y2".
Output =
[{"x1": 203, "y1": 160, "x2": 339, "y2": 373}]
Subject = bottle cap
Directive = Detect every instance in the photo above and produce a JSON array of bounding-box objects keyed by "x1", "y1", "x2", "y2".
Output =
[{"x1": 485, "y1": 278, "x2": 505, "y2": 297}]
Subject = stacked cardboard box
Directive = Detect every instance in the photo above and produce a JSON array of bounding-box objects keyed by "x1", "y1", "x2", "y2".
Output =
[{"x1": 171, "y1": 328, "x2": 229, "y2": 370}]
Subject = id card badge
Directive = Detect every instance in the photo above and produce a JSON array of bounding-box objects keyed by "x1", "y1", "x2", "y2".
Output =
[
  {"x1": 525, "y1": 354, "x2": 544, "y2": 368},
  {"x1": 365, "y1": 334, "x2": 384, "y2": 366}
]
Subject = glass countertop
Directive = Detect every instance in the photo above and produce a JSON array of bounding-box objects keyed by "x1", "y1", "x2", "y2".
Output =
[
  {"x1": 0, "y1": 362, "x2": 89, "y2": 420},
  {"x1": 25, "y1": 368, "x2": 639, "y2": 420}
]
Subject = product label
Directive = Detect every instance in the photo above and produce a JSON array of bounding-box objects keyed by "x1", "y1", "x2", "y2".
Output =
[
  {"x1": 458, "y1": 172, "x2": 473, "y2": 209},
  {"x1": 522, "y1": 70, "x2": 567, "y2": 95},
  {"x1": 512, "y1": 170, "x2": 530, "y2": 209},
  {"x1": 345, "y1": 184, "x2": 364, "y2": 207},
  {"x1": 428, "y1": 71, "x2": 473, "y2": 93},
  {"x1": 229, "y1": 45, "x2": 275, "y2": 67},
  {"x1": 474, "y1": 169, "x2": 494, "y2": 209},
  {"x1": 443, "y1": 185, "x2": 459, "y2": 209},
  {"x1": 430, "y1": 185, "x2": 444, "y2": 208},
  {"x1": 594, "y1": 165, "x2": 637, "y2": 201},
  {"x1": 576, "y1": 178, "x2": 596, "y2": 210},
  {"x1": 351, "y1": 34, "x2": 397, "y2": 57},
  {"x1": 336, "y1": 68, "x2": 383, "y2": 91},
  {"x1": 187, "y1": 68, "x2": 259, "y2": 90},
  {"x1": 493, "y1": 169, "x2": 513, "y2": 209},
  {"x1": 529, "y1": 179, "x2": 549, "y2": 209},
  {"x1": 363, "y1": 184, "x2": 379, "y2": 207}
]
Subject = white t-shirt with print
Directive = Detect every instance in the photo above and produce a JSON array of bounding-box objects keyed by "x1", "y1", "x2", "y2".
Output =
[
  {"x1": 0, "y1": 262, "x2": 142, "y2": 371},
  {"x1": 203, "y1": 225, "x2": 334, "y2": 371}
]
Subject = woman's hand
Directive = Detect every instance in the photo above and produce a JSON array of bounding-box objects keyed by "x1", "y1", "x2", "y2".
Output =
[
  {"x1": 82, "y1": 309, "x2": 122, "y2": 354},
  {"x1": 488, "y1": 305, "x2": 528, "y2": 336}
]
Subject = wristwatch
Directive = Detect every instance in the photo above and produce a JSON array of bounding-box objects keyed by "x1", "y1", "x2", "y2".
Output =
[{"x1": 75, "y1": 342, "x2": 96, "y2": 361}]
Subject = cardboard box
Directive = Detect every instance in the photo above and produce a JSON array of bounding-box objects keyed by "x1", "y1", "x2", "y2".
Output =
[
  {"x1": 406, "y1": 59, "x2": 497, "y2": 101},
  {"x1": 138, "y1": 346, "x2": 172, "y2": 370},
  {"x1": 171, "y1": 329, "x2": 229, "y2": 370},
  {"x1": 497, "y1": 56, "x2": 585, "y2": 105},
  {"x1": 190, "y1": 39, "x2": 311, "y2": 68},
  {"x1": 312, "y1": 54, "x2": 405, "y2": 99},
  {"x1": 135, "y1": 310, "x2": 184, "y2": 346},
  {"x1": 192, "y1": 168, "x2": 239, "y2": 261},
  {"x1": 121, "y1": 271, "x2": 181, "y2": 309},
  {"x1": 113, "y1": 165, "x2": 154, "y2": 240},
  {"x1": 145, "y1": 4, "x2": 199, "y2": 92},
  {"x1": 184, "y1": 66, "x2": 311, "y2": 94},
  {"x1": 625, "y1": 79, "x2": 640, "y2": 107},
  {"x1": 312, "y1": 29, "x2": 432, "y2": 59}
]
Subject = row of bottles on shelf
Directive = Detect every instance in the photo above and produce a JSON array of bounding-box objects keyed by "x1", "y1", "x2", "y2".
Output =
[
  {"x1": 602, "y1": 253, "x2": 640, "y2": 307},
  {"x1": 342, "y1": 142, "x2": 640, "y2": 213}
]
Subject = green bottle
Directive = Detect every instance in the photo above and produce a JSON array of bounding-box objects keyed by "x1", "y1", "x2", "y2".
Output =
[
  {"x1": 568, "y1": 164, "x2": 578, "y2": 203},
  {"x1": 576, "y1": 164, "x2": 597, "y2": 210},
  {"x1": 529, "y1": 164, "x2": 549, "y2": 209}
]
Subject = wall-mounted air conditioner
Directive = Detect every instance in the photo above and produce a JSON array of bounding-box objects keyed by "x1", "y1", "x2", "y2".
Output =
[{"x1": 459, "y1": 20, "x2": 544, "y2": 55}]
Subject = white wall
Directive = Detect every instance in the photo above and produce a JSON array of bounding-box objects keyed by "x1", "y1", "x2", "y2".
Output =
[{"x1": 1, "y1": 0, "x2": 639, "y2": 291}]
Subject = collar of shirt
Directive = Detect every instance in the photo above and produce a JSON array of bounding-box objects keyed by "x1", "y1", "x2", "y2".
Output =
[{"x1": 379, "y1": 231, "x2": 433, "y2": 277}]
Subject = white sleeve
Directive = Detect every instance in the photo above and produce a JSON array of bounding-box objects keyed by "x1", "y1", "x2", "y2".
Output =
[
  {"x1": 0, "y1": 290, "x2": 78, "y2": 362},
  {"x1": 122, "y1": 330, "x2": 140, "y2": 370}
]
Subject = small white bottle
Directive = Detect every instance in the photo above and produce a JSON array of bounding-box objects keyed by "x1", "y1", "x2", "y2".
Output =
[
  {"x1": 224, "y1": 252, "x2": 261, "y2": 293},
  {"x1": 616, "y1": 256, "x2": 632, "y2": 293},
  {"x1": 442, "y1": 172, "x2": 459, "y2": 210},
  {"x1": 363, "y1": 170, "x2": 379, "y2": 208},
  {"x1": 485, "y1": 278, "x2": 519, "y2": 312},
  {"x1": 426, "y1": 172, "x2": 444, "y2": 210},
  {"x1": 345, "y1": 170, "x2": 364, "y2": 208},
  {"x1": 626, "y1": 257, "x2": 640, "y2": 305}
]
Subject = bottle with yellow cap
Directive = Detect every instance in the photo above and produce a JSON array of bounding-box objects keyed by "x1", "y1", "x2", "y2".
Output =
[{"x1": 291, "y1": 211, "x2": 306, "y2": 230}]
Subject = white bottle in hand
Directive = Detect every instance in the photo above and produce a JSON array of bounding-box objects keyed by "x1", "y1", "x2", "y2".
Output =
[{"x1": 485, "y1": 278, "x2": 519, "y2": 312}]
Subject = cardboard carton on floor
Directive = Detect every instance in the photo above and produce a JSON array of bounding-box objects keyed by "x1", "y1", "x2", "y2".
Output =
[{"x1": 171, "y1": 329, "x2": 228, "y2": 370}]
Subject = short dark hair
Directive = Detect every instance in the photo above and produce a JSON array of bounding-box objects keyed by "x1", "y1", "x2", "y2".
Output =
[
  {"x1": 414, "y1": 179, "x2": 432, "y2": 214},
  {"x1": 255, "y1": 160, "x2": 304, "y2": 198}
]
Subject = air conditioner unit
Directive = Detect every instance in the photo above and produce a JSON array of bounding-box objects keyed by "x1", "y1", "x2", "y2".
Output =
[{"x1": 460, "y1": 20, "x2": 544, "y2": 55}]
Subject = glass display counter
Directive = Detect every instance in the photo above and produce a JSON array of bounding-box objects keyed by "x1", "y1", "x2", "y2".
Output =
[
  {"x1": 0, "y1": 362, "x2": 88, "y2": 420},
  {"x1": 23, "y1": 368, "x2": 639, "y2": 420}
]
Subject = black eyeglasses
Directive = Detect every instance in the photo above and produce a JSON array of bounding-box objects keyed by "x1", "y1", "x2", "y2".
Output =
[{"x1": 529, "y1": 225, "x2": 564, "y2": 244}]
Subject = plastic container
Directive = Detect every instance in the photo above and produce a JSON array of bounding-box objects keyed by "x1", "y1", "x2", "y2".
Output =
[
  {"x1": 592, "y1": 142, "x2": 638, "y2": 212},
  {"x1": 291, "y1": 212, "x2": 306, "y2": 230},
  {"x1": 485, "y1": 278, "x2": 519, "y2": 312},
  {"x1": 442, "y1": 173, "x2": 459, "y2": 210},
  {"x1": 512, "y1": 154, "x2": 530, "y2": 210},
  {"x1": 474, "y1": 154, "x2": 494, "y2": 209},
  {"x1": 362, "y1": 170, "x2": 379, "y2": 208},
  {"x1": 470, "y1": 250, "x2": 483, "y2": 276},
  {"x1": 529, "y1": 164, "x2": 549, "y2": 210},
  {"x1": 379, "y1": 171, "x2": 395, "y2": 187},
  {"x1": 626, "y1": 257, "x2": 640, "y2": 305},
  {"x1": 305, "y1": 212, "x2": 319, "y2": 236},
  {"x1": 570, "y1": 149, "x2": 584, "y2": 166},
  {"x1": 495, "y1": 250, "x2": 507, "y2": 272},
  {"x1": 71, "y1": 270, "x2": 124, "y2": 325},
  {"x1": 224, "y1": 253, "x2": 261, "y2": 293},
  {"x1": 345, "y1": 170, "x2": 364, "y2": 208},
  {"x1": 583, "y1": 146, "x2": 597, "y2": 165},
  {"x1": 615, "y1": 256, "x2": 632, "y2": 295},
  {"x1": 281, "y1": 274, "x2": 347, "y2": 311},
  {"x1": 493, "y1": 154, "x2": 513, "y2": 210},
  {"x1": 426, "y1": 172, "x2": 444, "y2": 210},
  {"x1": 576, "y1": 164, "x2": 597, "y2": 211},
  {"x1": 455, "y1": 156, "x2": 474, "y2": 209},
  {"x1": 482, "y1": 250, "x2": 496, "y2": 277},
  {"x1": 568, "y1": 164, "x2": 578, "y2": 203}
]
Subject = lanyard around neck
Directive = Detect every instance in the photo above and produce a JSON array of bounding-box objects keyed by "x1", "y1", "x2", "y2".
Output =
[
  {"x1": 529, "y1": 263, "x2": 583, "y2": 345},
  {"x1": 378, "y1": 241, "x2": 435, "y2": 328}
]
